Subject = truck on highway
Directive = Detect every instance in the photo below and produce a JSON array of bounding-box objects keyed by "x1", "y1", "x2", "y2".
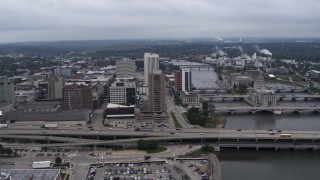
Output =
[
  {"x1": 41, "y1": 124, "x2": 58, "y2": 128},
  {"x1": 280, "y1": 133, "x2": 291, "y2": 138},
  {"x1": 32, "y1": 161, "x2": 51, "y2": 169},
  {"x1": 0, "y1": 124, "x2": 8, "y2": 128},
  {"x1": 135, "y1": 128, "x2": 153, "y2": 131}
]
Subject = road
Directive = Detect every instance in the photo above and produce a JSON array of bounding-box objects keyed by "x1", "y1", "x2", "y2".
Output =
[{"x1": 166, "y1": 88, "x2": 190, "y2": 128}]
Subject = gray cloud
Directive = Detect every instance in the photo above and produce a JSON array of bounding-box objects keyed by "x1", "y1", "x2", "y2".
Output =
[{"x1": 0, "y1": 0, "x2": 320, "y2": 43}]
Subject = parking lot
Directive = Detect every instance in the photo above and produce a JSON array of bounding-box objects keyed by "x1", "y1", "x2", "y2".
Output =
[
  {"x1": 86, "y1": 159, "x2": 209, "y2": 180},
  {"x1": 13, "y1": 148, "x2": 70, "y2": 158}
]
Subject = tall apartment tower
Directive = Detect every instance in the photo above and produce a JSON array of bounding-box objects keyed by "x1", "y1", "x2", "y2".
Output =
[
  {"x1": 48, "y1": 76, "x2": 64, "y2": 100},
  {"x1": 0, "y1": 76, "x2": 15, "y2": 104},
  {"x1": 148, "y1": 70, "x2": 166, "y2": 112},
  {"x1": 116, "y1": 58, "x2": 136, "y2": 78},
  {"x1": 63, "y1": 83, "x2": 93, "y2": 109},
  {"x1": 144, "y1": 53, "x2": 159, "y2": 86},
  {"x1": 182, "y1": 68, "x2": 192, "y2": 92},
  {"x1": 173, "y1": 69, "x2": 182, "y2": 91}
]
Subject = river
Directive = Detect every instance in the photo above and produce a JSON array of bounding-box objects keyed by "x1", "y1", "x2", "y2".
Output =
[
  {"x1": 171, "y1": 60, "x2": 320, "y2": 179},
  {"x1": 218, "y1": 151, "x2": 320, "y2": 180}
]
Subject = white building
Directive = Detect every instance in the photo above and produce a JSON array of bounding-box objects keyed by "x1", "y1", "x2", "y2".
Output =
[
  {"x1": 182, "y1": 68, "x2": 192, "y2": 92},
  {"x1": 144, "y1": 53, "x2": 159, "y2": 86},
  {"x1": 116, "y1": 58, "x2": 136, "y2": 78}
]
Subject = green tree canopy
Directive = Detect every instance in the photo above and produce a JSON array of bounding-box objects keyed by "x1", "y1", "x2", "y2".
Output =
[
  {"x1": 55, "y1": 156, "x2": 62, "y2": 164},
  {"x1": 137, "y1": 139, "x2": 158, "y2": 150}
]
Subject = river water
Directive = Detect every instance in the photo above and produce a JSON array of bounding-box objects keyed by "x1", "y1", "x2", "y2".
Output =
[{"x1": 171, "y1": 60, "x2": 320, "y2": 180}]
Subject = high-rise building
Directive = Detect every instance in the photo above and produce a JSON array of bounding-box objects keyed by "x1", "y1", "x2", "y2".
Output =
[
  {"x1": 63, "y1": 83, "x2": 93, "y2": 109},
  {"x1": 173, "y1": 69, "x2": 182, "y2": 91},
  {"x1": 148, "y1": 70, "x2": 166, "y2": 112},
  {"x1": 109, "y1": 80, "x2": 136, "y2": 105},
  {"x1": 144, "y1": 53, "x2": 159, "y2": 86},
  {"x1": 116, "y1": 58, "x2": 136, "y2": 78},
  {"x1": 0, "y1": 76, "x2": 15, "y2": 104},
  {"x1": 48, "y1": 76, "x2": 64, "y2": 100},
  {"x1": 182, "y1": 68, "x2": 192, "y2": 92}
]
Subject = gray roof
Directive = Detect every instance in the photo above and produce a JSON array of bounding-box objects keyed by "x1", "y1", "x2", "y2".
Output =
[
  {"x1": 0, "y1": 169, "x2": 60, "y2": 180},
  {"x1": 17, "y1": 101, "x2": 61, "y2": 111},
  {"x1": 7, "y1": 109, "x2": 89, "y2": 122}
]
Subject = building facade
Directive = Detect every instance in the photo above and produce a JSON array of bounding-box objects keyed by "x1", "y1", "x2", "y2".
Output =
[
  {"x1": 180, "y1": 91, "x2": 201, "y2": 108},
  {"x1": 63, "y1": 83, "x2": 93, "y2": 109},
  {"x1": 54, "y1": 66, "x2": 72, "y2": 78},
  {"x1": 248, "y1": 89, "x2": 277, "y2": 107},
  {"x1": 144, "y1": 53, "x2": 159, "y2": 86},
  {"x1": 182, "y1": 68, "x2": 192, "y2": 92},
  {"x1": 48, "y1": 76, "x2": 64, "y2": 100},
  {"x1": 0, "y1": 76, "x2": 15, "y2": 104},
  {"x1": 116, "y1": 58, "x2": 136, "y2": 78},
  {"x1": 148, "y1": 70, "x2": 166, "y2": 113},
  {"x1": 174, "y1": 69, "x2": 182, "y2": 91},
  {"x1": 109, "y1": 80, "x2": 136, "y2": 105}
]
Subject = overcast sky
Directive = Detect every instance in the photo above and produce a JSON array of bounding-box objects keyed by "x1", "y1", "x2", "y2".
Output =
[{"x1": 1, "y1": 0, "x2": 320, "y2": 43}]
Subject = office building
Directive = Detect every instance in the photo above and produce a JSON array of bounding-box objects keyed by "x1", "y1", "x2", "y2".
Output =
[
  {"x1": 148, "y1": 70, "x2": 166, "y2": 113},
  {"x1": 144, "y1": 53, "x2": 159, "y2": 86},
  {"x1": 182, "y1": 68, "x2": 192, "y2": 92},
  {"x1": 0, "y1": 76, "x2": 15, "y2": 104},
  {"x1": 48, "y1": 76, "x2": 64, "y2": 100},
  {"x1": 116, "y1": 58, "x2": 136, "y2": 78},
  {"x1": 54, "y1": 66, "x2": 72, "y2": 78},
  {"x1": 63, "y1": 83, "x2": 93, "y2": 109},
  {"x1": 109, "y1": 80, "x2": 136, "y2": 105}
]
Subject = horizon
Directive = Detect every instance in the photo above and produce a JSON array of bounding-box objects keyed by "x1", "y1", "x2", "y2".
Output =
[
  {"x1": 1, "y1": 0, "x2": 320, "y2": 43},
  {"x1": 2, "y1": 36, "x2": 320, "y2": 45}
]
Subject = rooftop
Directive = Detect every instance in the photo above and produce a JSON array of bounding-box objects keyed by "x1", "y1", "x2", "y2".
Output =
[{"x1": 0, "y1": 169, "x2": 60, "y2": 180}]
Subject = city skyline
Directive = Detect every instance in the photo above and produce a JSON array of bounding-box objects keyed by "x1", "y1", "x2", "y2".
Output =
[{"x1": 1, "y1": 0, "x2": 320, "y2": 43}]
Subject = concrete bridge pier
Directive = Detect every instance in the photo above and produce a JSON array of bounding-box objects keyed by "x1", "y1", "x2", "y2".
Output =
[
  {"x1": 114, "y1": 136, "x2": 116, "y2": 140},
  {"x1": 256, "y1": 147, "x2": 259, "y2": 151},
  {"x1": 314, "y1": 147, "x2": 317, "y2": 151},
  {"x1": 249, "y1": 109, "x2": 257, "y2": 114},
  {"x1": 237, "y1": 146, "x2": 240, "y2": 151},
  {"x1": 275, "y1": 147, "x2": 278, "y2": 151},
  {"x1": 236, "y1": 138, "x2": 239, "y2": 143},
  {"x1": 255, "y1": 138, "x2": 258, "y2": 143}
]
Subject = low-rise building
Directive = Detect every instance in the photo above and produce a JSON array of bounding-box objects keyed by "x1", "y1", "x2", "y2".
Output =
[
  {"x1": 248, "y1": 89, "x2": 277, "y2": 107},
  {"x1": 0, "y1": 169, "x2": 61, "y2": 180},
  {"x1": 180, "y1": 91, "x2": 201, "y2": 108},
  {"x1": 231, "y1": 76, "x2": 253, "y2": 87}
]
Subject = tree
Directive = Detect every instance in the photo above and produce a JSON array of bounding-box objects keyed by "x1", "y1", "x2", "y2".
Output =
[
  {"x1": 137, "y1": 139, "x2": 158, "y2": 151},
  {"x1": 144, "y1": 155, "x2": 151, "y2": 160},
  {"x1": 238, "y1": 84, "x2": 248, "y2": 95},
  {"x1": 55, "y1": 156, "x2": 62, "y2": 164},
  {"x1": 201, "y1": 144, "x2": 215, "y2": 152},
  {"x1": 202, "y1": 101, "x2": 208, "y2": 110},
  {"x1": 187, "y1": 107, "x2": 199, "y2": 114}
]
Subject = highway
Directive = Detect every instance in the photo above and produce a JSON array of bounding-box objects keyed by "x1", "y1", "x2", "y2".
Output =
[{"x1": 2, "y1": 127, "x2": 320, "y2": 148}]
